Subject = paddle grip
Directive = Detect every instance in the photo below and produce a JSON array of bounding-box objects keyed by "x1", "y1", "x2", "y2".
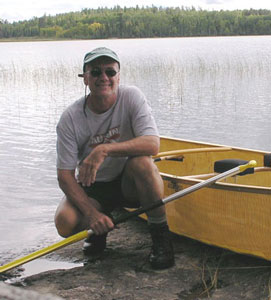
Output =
[
  {"x1": 154, "y1": 157, "x2": 183, "y2": 162},
  {"x1": 113, "y1": 199, "x2": 164, "y2": 225}
]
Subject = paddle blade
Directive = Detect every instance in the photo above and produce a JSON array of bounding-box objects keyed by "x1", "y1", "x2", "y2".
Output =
[{"x1": 0, "y1": 230, "x2": 89, "y2": 273}]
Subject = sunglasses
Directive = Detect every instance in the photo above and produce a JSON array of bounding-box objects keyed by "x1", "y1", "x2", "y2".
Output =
[{"x1": 88, "y1": 68, "x2": 119, "y2": 78}]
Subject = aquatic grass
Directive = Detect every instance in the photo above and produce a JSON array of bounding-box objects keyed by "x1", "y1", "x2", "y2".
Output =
[
  {"x1": 2, "y1": 50, "x2": 271, "y2": 153},
  {"x1": 0, "y1": 60, "x2": 82, "y2": 88},
  {"x1": 122, "y1": 50, "x2": 271, "y2": 99},
  {"x1": 0, "y1": 60, "x2": 86, "y2": 132},
  {"x1": 2, "y1": 52, "x2": 270, "y2": 97},
  {"x1": 120, "y1": 51, "x2": 271, "y2": 148}
]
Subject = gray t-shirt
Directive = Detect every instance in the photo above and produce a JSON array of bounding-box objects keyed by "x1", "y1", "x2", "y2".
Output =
[{"x1": 56, "y1": 85, "x2": 159, "y2": 182}]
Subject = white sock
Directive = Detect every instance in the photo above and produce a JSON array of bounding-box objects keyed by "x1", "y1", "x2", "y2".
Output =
[{"x1": 147, "y1": 215, "x2": 167, "y2": 224}]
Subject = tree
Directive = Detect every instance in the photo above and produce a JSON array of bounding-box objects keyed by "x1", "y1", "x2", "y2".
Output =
[{"x1": 1, "y1": 7, "x2": 271, "y2": 40}]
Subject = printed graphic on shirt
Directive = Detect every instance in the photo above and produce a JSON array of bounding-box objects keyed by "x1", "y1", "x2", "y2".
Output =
[{"x1": 89, "y1": 127, "x2": 120, "y2": 147}]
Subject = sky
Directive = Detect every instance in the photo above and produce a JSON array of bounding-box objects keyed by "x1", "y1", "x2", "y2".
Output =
[{"x1": 1, "y1": 0, "x2": 271, "y2": 22}]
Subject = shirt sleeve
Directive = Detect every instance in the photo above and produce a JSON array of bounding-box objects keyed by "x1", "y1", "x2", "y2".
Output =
[
  {"x1": 128, "y1": 86, "x2": 159, "y2": 137},
  {"x1": 56, "y1": 111, "x2": 78, "y2": 170}
]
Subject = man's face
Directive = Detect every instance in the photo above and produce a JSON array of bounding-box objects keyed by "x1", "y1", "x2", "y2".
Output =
[{"x1": 84, "y1": 57, "x2": 120, "y2": 98}]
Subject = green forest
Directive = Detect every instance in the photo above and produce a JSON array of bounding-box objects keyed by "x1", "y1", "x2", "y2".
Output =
[{"x1": 1, "y1": 6, "x2": 271, "y2": 40}]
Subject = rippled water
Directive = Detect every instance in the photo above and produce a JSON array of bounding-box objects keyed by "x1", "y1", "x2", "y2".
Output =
[{"x1": 1, "y1": 36, "x2": 271, "y2": 265}]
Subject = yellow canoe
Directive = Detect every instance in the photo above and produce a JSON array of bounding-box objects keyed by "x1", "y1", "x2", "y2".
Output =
[{"x1": 156, "y1": 136, "x2": 271, "y2": 261}]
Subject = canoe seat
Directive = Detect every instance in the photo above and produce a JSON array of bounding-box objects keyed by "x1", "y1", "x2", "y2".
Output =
[
  {"x1": 264, "y1": 153, "x2": 271, "y2": 167},
  {"x1": 214, "y1": 159, "x2": 254, "y2": 176}
]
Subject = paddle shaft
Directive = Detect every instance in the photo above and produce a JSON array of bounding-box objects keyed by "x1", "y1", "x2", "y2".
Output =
[
  {"x1": 0, "y1": 160, "x2": 256, "y2": 274},
  {"x1": 112, "y1": 160, "x2": 256, "y2": 225},
  {"x1": 0, "y1": 230, "x2": 89, "y2": 274}
]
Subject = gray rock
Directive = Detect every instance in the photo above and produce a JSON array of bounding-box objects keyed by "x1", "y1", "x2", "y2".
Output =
[{"x1": 0, "y1": 282, "x2": 63, "y2": 300}]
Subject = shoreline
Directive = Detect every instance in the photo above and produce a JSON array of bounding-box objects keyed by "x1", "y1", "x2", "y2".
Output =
[
  {"x1": 0, "y1": 34, "x2": 269, "y2": 43},
  {"x1": 1, "y1": 211, "x2": 271, "y2": 299}
]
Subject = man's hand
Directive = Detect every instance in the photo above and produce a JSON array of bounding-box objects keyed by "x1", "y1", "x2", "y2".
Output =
[
  {"x1": 78, "y1": 145, "x2": 107, "y2": 186},
  {"x1": 78, "y1": 136, "x2": 159, "y2": 186},
  {"x1": 88, "y1": 210, "x2": 114, "y2": 235}
]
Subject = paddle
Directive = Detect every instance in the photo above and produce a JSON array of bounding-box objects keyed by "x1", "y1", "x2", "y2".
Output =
[
  {"x1": 153, "y1": 146, "x2": 232, "y2": 162},
  {"x1": 0, "y1": 160, "x2": 256, "y2": 274}
]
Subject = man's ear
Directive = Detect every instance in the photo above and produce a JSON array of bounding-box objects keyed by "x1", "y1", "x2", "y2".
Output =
[{"x1": 83, "y1": 74, "x2": 88, "y2": 86}]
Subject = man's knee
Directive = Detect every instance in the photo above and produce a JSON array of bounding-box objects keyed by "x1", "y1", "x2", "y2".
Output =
[
  {"x1": 54, "y1": 210, "x2": 73, "y2": 238},
  {"x1": 54, "y1": 198, "x2": 80, "y2": 238},
  {"x1": 125, "y1": 156, "x2": 158, "y2": 178}
]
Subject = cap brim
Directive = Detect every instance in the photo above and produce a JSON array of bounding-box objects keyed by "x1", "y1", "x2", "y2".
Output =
[{"x1": 84, "y1": 54, "x2": 119, "y2": 65}]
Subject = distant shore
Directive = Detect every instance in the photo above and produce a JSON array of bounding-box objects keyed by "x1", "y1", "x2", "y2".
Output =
[
  {"x1": 0, "y1": 37, "x2": 74, "y2": 43},
  {"x1": 1, "y1": 35, "x2": 270, "y2": 44}
]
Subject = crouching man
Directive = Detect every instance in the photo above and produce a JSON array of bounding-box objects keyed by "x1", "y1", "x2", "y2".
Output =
[{"x1": 54, "y1": 47, "x2": 174, "y2": 269}]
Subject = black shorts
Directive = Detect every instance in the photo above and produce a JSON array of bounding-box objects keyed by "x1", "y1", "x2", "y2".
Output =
[{"x1": 81, "y1": 176, "x2": 140, "y2": 213}]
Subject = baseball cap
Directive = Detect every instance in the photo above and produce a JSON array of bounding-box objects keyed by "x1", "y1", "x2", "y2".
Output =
[{"x1": 83, "y1": 47, "x2": 120, "y2": 72}]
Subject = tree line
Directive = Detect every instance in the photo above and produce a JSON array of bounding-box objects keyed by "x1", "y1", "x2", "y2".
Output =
[{"x1": 1, "y1": 6, "x2": 271, "y2": 40}]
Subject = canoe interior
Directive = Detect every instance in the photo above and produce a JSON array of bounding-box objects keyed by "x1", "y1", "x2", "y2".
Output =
[
  {"x1": 156, "y1": 136, "x2": 271, "y2": 261},
  {"x1": 158, "y1": 136, "x2": 269, "y2": 176}
]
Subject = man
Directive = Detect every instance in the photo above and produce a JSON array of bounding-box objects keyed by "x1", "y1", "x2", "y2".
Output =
[{"x1": 54, "y1": 47, "x2": 174, "y2": 269}]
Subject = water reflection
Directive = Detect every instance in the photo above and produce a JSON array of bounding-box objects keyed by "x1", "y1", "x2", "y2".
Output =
[{"x1": 5, "y1": 259, "x2": 83, "y2": 283}]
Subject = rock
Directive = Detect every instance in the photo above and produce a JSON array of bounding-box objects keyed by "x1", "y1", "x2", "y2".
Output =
[{"x1": 0, "y1": 282, "x2": 63, "y2": 300}]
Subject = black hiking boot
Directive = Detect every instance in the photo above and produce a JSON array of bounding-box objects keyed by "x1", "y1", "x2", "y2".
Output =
[
  {"x1": 82, "y1": 233, "x2": 107, "y2": 256},
  {"x1": 148, "y1": 222, "x2": 174, "y2": 270}
]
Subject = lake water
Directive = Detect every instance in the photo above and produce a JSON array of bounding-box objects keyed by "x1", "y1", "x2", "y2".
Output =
[{"x1": 1, "y1": 36, "x2": 271, "y2": 265}]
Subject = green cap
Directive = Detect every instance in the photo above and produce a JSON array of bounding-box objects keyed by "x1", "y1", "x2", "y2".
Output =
[{"x1": 83, "y1": 47, "x2": 120, "y2": 72}]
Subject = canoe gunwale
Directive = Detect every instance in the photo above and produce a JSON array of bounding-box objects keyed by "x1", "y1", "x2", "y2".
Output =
[
  {"x1": 160, "y1": 135, "x2": 269, "y2": 155},
  {"x1": 161, "y1": 172, "x2": 271, "y2": 195}
]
